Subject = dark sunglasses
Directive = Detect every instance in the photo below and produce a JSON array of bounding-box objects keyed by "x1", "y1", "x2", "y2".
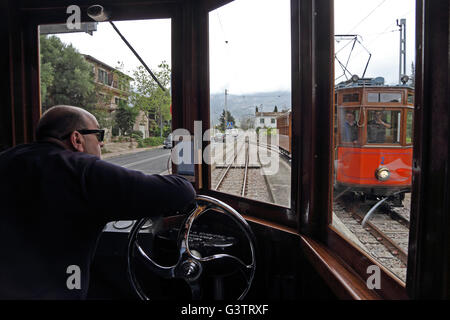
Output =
[{"x1": 60, "y1": 129, "x2": 105, "y2": 142}]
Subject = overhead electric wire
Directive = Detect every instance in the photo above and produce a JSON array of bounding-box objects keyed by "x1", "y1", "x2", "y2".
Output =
[{"x1": 346, "y1": 0, "x2": 387, "y2": 34}]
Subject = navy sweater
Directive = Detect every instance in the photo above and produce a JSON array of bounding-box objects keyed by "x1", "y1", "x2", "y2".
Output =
[{"x1": 0, "y1": 141, "x2": 196, "y2": 299}]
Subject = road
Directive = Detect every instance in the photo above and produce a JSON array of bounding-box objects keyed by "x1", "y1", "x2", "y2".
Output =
[{"x1": 104, "y1": 147, "x2": 171, "y2": 175}]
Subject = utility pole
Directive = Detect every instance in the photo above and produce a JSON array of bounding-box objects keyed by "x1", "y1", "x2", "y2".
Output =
[
  {"x1": 159, "y1": 105, "x2": 163, "y2": 137},
  {"x1": 224, "y1": 89, "x2": 228, "y2": 131},
  {"x1": 397, "y1": 19, "x2": 407, "y2": 84}
]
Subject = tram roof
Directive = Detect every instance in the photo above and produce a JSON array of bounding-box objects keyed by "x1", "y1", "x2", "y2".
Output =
[{"x1": 335, "y1": 77, "x2": 414, "y2": 90}]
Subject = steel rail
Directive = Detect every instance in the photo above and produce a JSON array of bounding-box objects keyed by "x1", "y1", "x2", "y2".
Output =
[
  {"x1": 241, "y1": 139, "x2": 249, "y2": 197},
  {"x1": 214, "y1": 142, "x2": 245, "y2": 191},
  {"x1": 349, "y1": 205, "x2": 408, "y2": 265}
]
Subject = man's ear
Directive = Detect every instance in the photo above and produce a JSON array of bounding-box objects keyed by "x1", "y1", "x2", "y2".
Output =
[{"x1": 69, "y1": 131, "x2": 85, "y2": 152}]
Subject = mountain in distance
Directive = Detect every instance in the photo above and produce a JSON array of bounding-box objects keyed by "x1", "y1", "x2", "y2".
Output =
[{"x1": 210, "y1": 91, "x2": 291, "y2": 127}]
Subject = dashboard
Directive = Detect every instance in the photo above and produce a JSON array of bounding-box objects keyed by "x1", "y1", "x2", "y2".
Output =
[{"x1": 89, "y1": 214, "x2": 251, "y2": 299}]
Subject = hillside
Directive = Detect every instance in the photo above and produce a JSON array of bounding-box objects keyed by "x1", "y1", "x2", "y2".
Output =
[{"x1": 210, "y1": 91, "x2": 291, "y2": 126}]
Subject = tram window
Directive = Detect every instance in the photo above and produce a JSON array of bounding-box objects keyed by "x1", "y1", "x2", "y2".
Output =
[
  {"x1": 39, "y1": 19, "x2": 173, "y2": 176},
  {"x1": 367, "y1": 92, "x2": 402, "y2": 103},
  {"x1": 338, "y1": 109, "x2": 360, "y2": 144},
  {"x1": 208, "y1": 0, "x2": 291, "y2": 208},
  {"x1": 407, "y1": 92, "x2": 414, "y2": 105},
  {"x1": 380, "y1": 93, "x2": 402, "y2": 103},
  {"x1": 367, "y1": 110, "x2": 401, "y2": 144},
  {"x1": 367, "y1": 93, "x2": 379, "y2": 103},
  {"x1": 332, "y1": 0, "x2": 415, "y2": 284},
  {"x1": 406, "y1": 110, "x2": 413, "y2": 144},
  {"x1": 343, "y1": 93, "x2": 360, "y2": 103}
]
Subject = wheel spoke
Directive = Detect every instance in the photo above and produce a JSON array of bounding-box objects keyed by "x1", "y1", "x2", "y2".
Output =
[
  {"x1": 134, "y1": 242, "x2": 178, "y2": 279},
  {"x1": 128, "y1": 195, "x2": 256, "y2": 300}
]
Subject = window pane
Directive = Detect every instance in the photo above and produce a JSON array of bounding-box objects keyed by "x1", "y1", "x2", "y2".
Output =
[
  {"x1": 343, "y1": 93, "x2": 360, "y2": 103},
  {"x1": 39, "y1": 19, "x2": 172, "y2": 176},
  {"x1": 380, "y1": 93, "x2": 402, "y2": 103},
  {"x1": 407, "y1": 92, "x2": 414, "y2": 104},
  {"x1": 339, "y1": 108, "x2": 360, "y2": 144},
  {"x1": 367, "y1": 93, "x2": 379, "y2": 102},
  {"x1": 406, "y1": 110, "x2": 413, "y2": 144},
  {"x1": 367, "y1": 110, "x2": 401, "y2": 144},
  {"x1": 209, "y1": 0, "x2": 291, "y2": 208},
  {"x1": 333, "y1": 0, "x2": 415, "y2": 283}
]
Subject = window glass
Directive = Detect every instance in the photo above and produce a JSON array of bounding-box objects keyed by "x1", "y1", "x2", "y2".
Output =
[
  {"x1": 339, "y1": 108, "x2": 360, "y2": 144},
  {"x1": 406, "y1": 110, "x2": 413, "y2": 144},
  {"x1": 380, "y1": 93, "x2": 402, "y2": 103},
  {"x1": 407, "y1": 92, "x2": 414, "y2": 104},
  {"x1": 333, "y1": 0, "x2": 415, "y2": 283},
  {"x1": 39, "y1": 19, "x2": 172, "y2": 176},
  {"x1": 343, "y1": 93, "x2": 360, "y2": 103},
  {"x1": 367, "y1": 92, "x2": 379, "y2": 102},
  {"x1": 368, "y1": 92, "x2": 402, "y2": 103},
  {"x1": 367, "y1": 110, "x2": 401, "y2": 144},
  {"x1": 209, "y1": 0, "x2": 291, "y2": 208}
]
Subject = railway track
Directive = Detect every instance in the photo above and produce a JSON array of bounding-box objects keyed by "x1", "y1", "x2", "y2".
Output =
[
  {"x1": 334, "y1": 195, "x2": 410, "y2": 282},
  {"x1": 214, "y1": 139, "x2": 249, "y2": 196},
  {"x1": 211, "y1": 138, "x2": 275, "y2": 204}
]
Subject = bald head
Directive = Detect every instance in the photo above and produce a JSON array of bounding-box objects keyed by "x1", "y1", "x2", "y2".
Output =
[{"x1": 36, "y1": 105, "x2": 95, "y2": 141}]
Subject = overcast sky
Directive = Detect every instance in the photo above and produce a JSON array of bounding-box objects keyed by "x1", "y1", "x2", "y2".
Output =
[{"x1": 51, "y1": 0, "x2": 415, "y2": 94}]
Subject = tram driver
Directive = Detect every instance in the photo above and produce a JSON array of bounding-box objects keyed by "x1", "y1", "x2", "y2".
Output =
[
  {"x1": 368, "y1": 111, "x2": 391, "y2": 143},
  {"x1": 0, "y1": 105, "x2": 196, "y2": 299},
  {"x1": 341, "y1": 111, "x2": 359, "y2": 144}
]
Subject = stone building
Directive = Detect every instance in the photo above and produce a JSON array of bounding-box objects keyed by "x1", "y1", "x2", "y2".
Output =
[
  {"x1": 254, "y1": 111, "x2": 284, "y2": 129},
  {"x1": 83, "y1": 54, "x2": 149, "y2": 141}
]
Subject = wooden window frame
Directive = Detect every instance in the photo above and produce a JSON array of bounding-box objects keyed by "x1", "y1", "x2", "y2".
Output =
[
  {"x1": 3, "y1": 0, "x2": 449, "y2": 300},
  {"x1": 290, "y1": 0, "x2": 449, "y2": 299}
]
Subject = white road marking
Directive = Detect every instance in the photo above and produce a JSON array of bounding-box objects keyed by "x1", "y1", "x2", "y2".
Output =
[{"x1": 122, "y1": 153, "x2": 170, "y2": 168}]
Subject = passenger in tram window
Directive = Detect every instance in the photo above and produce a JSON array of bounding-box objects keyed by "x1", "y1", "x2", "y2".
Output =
[
  {"x1": 0, "y1": 105, "x2": 196, "y2": 299},
  {"x1": 368, "y1": 111, "x2": 392, "y2": 143},
  {"x1": 341, "y1": 111, "x2": 359, "y2": 144}
]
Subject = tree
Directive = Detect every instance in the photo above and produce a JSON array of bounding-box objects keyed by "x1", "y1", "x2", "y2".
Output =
[
  {"x1": 39, "y1": 35, "x2": 97, "y2": 113},
  {"x1": 240, "y1": 114, "x2": 255, "y2": 131},
  {"x1": 218, "y1": 109, "x2": 235, "y2": 132},
  {"x1": 131, "y1": 61, "x2": 171, "y2": 137},
  {"x1": 115, "y1": 99, "x2": 139, "y2": 138},
  {"x1": 273, "y1": 105, "x2": 278, "y2": 112},
  {"x1": 410, "y1": 62, "x2": 415, "y2": 86}
]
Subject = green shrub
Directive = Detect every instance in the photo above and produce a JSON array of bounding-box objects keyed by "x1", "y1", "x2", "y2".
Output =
[
  {"x1": 137, "y1": 136, "x2": 165, "y2": 148},
  {"x1": 131, "y1": 133, "x2": 142, "y2": 140},
  {"x1": 131, "y1": 130, "x2": 143, "y2": 138}
]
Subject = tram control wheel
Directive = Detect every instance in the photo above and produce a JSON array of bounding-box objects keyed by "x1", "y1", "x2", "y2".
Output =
[{"x1": 127, "y1": 195, "x2": 257, "y2": 300}]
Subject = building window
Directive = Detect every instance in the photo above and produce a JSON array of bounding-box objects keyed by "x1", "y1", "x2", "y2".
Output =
[
  {"x1": 271, "y1": 118, "x2": 276, "y2": 124},
  {"x1": 97, "y1": 69, "x2": 109, "y2": 85},
  {"x1": 260, "y1": 118, "x2": 265, "y2": 124}
]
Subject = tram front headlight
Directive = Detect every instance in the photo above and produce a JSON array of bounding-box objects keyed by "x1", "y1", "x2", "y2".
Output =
[{"x1": 375, "y1": 167, "x2": 390, "y2": 181}]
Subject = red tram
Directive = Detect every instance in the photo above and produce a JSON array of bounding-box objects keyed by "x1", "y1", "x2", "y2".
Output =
[
  {"x1": 334, "y1": 77, "x2": 414, "y2": 202},
  {"x1": 277, "y1": 77, "x2": 414, "y2": 203},
  {"x1": 276, "y1": 111, "x2": 291, "y2": 158}
]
